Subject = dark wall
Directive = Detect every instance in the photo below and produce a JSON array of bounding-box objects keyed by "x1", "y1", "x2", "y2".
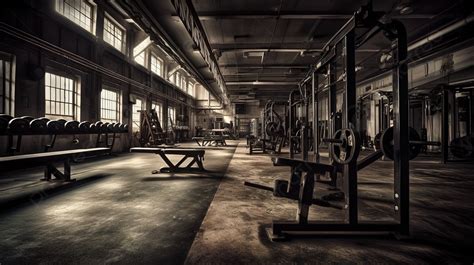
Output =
[{"x1": 0, "y1": 0, "x2": 194, "y2": 155}]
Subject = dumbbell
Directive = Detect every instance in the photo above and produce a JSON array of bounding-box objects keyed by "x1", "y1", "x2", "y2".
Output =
[
  {"x1": 30, "y1": 117, "x2": 49, "y2": 133},
  {"x1": 107, "y1": 123, "x2": 116, "y2": 133},
  {"x1": 0, "y1": 114, "x2": 13, "y2": 121},
  {"x1": 64, "y1": 120, "x2": 80, "y2": 133},
  {"x1": 47, "y1": 120, "x2": 63, "y2": 134},
  {"x1": 8, "y1": 117, "x2": 31, "y2": 134},
  {"x1": 79, "y1": 121, "x2": 92, "y2": 133},
  {"x1": 113, "y1": 123, "x2": 122, "y2": 133},
  {"x1": 91, "y1": 121, "x2": 103, "y2": 133},
  {"x1": 119, "y1": 123, "x2": 129, "y2": 133},
  {"x1": 100, "y1": 122, "x2": 109, "y2": 133},
  {"x1": 21, "y1": 116, "x2": 35, "y2": 122}
]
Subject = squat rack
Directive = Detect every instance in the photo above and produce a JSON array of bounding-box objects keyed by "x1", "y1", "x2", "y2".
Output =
[{"x1": 273, "y1": 2, "x2": 411, "y2": 236}]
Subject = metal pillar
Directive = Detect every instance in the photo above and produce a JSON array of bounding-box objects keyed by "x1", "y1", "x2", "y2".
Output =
[
  {"x1": 391, "y1": 21, "x2": 410, "y2": 236},
  {"x1": 312, "y1": 72, "x2": 320, "y2": 162},
  {"x1": 442, "y1": 88, "x2": 450, "y2": 163},
  {"x1": 470, "y1": 89, "x2": 473, "y2": 136},
  {"x1": 328, "y1": 62, "x2": 337, "y2": 163},
  {"x1": 343, "y1": 31, "x2": 358, "y2": 224}
]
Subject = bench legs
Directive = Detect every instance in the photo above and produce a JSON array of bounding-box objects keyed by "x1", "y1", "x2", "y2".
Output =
[
  {"x1": 156, "y1": 153, "x2": 205, "y2": 173},
  {"x1": 42, "y1": 158, "x2": 76, "y2": 182}
]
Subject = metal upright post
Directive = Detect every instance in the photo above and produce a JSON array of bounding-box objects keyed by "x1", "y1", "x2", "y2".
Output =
[
  {"x1": 312, "y1": 72, "x2": 320, "y2": 162},
  {"x1": 470, "y1": 89, "x2": 473, "y2": 136},
  {"x1": 442, "y1": 88, "x2": 450, "y2": 163},
  {"x1": 391, "y1": 21, "x2": 410, "y2": 236},
  {"x1": 328, "y1": 62, "x2": 337, "y2": 163},
  {"x1": 343, "y1": 31, "x2": 358, "y2": 224}
]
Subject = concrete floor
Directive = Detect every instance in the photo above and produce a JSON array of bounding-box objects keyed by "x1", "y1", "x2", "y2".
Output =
[
  {"x1": 185, "y1": 141, "x2": 474, "y2": 265},
  {"x1": 0, "y1": 141, "x2": 238, "y2": 264},
  {"x1": 1, "y1": 140, "x2": 474, "y2": 264}
]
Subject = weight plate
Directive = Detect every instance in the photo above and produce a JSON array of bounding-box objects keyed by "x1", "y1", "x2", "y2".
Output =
[
  {"x1": 380, "y1": 126, "x2": 421, "y2": 160},
  {"x1": 46, "y1": 120, "x2": 62, "y2": 133},
  {"x1": 30, "y1": 118, "x2": 48, "y2": 133},
  {"x1": 330, "y1": 128, "x2": 360, "y2": 165},
  {"x1": 64, "y1": 120, "x2": 80, "y2": 132},
  {"x1": 8, "y1": 118, "x2": 30, "y2": 133},
  {"x1": 450, "y1": 136, "x2": 473, "y2": 158},
  {"x1": 79, "y1": 121, "x2": 91, "y2": 133},
  {"x1": 0, "y1": 114, "x2": 13, "y2": 122}
]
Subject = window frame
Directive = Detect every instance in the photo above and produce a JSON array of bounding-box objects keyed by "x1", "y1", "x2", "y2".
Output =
[
  {"x1": 55, "y1": 0, "x2": 97, "y2": 35},
  {"x1": 131, "y1": 97, "x2": 145, "y2": 132},
  {"x1": 44, "y1": 71, "x2": 81, "y2": 120},
  {"x1": 150, "y1": 53, "x2": 164, "y2": 77},
  {"x1": 0, "y1": 52, "x2": 15, "y2": 116},
  {"x1": 103, "y1": 12, "x2": 126, "y2": 53},
  {"x1": 100, "y1": 86, "x2": 121, "y2": 123},
  {"x1": 168, "y1": 106, "x2": 176, "y2": 130},
  {"x1": 151, "y1": 101, "x2": 163, "y2": 126}
]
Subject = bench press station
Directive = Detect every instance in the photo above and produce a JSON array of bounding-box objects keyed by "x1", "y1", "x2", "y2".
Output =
[
  {"x1": 0, "y1": 147, "x2": 111, "y2": 181},
  {"x1": 130, "y1": 147, "x2": 206, "y2": 173}
]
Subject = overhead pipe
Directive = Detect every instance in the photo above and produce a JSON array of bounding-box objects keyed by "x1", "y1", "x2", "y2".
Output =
[{"x1": 408, "y1": 14, "x2": 474, "y2": 51}]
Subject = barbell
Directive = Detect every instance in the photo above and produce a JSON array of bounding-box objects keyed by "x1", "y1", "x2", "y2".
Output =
[
  {"x1": 323, "y1": 128, "x2": 361, "y2": 164},
  {"x1": 380, "y1": 127, "x2": 441, "y2": 160},
  {"x1": 322, "y1": 126, "x2": 441, "y2": 164}
]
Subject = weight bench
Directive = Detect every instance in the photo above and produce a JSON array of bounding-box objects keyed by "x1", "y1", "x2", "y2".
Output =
[
  {"x1": 130, "y1": 147, "x2": 205, "y2": 173},
  {"x1": 0, "y1": 147, "x2": 111, "y2": 181},
  {"x1": 192, "y1": 136, "x2": 226, "y2": 147}
]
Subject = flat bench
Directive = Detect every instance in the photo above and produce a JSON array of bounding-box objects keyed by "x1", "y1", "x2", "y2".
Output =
[
  {"x1": 130, "y1": 147, "x2": 205, "y2": 173},
  {"x1": 0, "y1": 147, "x2": 111, "y2": 181},
  {"x1": 192, "y1": 136, "x2": 227, "y2": 147}
]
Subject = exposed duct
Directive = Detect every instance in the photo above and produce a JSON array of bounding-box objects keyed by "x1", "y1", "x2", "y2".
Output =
[{"x1": 408, "y1": 14, "x2": 474, "y2": 51}]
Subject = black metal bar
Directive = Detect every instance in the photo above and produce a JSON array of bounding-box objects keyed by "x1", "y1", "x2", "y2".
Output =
[
  {"x1": 467, "y1": 89, "x2": 474, "y2": 136},
  {"x1": 452, "y1": 90, "x2": 458, "y2": 139},
  {"x1": 244, "y1": 181, "x2": 274, "y2": 192},
  {"x1": 442, "y1": 88, "x2": 450, "y2": 163},
  {"x1": 344, "y1": 30, "x2": 358, "y2": 225},
  {"x1": 328, "y1": 62, "x2": 337, "y2": 164},
  {"x1": 272, "y1": 221, "x2": 400, "y2": 234},
  {"x1": 357, "y1": 150, "x2": 384, "y2": 171},
  {"x1": 312, "y1": 72, "x2": 320, "y2": 162},
  {"x1": 45, "y1": 134, "x2": 57, "y2": 152},
  {"x1": 391, "y1": 20, "x2": 409, "y2": 236},
  {"x1": 64, "y1": 158, "x2": 71, "y2": 181}
]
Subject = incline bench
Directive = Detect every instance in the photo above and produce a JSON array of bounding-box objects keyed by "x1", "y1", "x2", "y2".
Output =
[
  {"x1": 0, "y1": 147, "x2": 111, "y2": 181},
  {"x1": 130, "y1": 147, "x2": 205, "y2": 173}
]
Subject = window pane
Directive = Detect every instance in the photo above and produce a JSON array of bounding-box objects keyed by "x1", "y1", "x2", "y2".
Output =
[
  {"x1": 103, "y1": 16, "x2": 124, "y2": 52},
  {"x1": 45, "y1": 72, "x2": 78, "y2": 119},
  {"x1": 100, "y1": 88, "x2": 120, "y2": 123},
  {"x1": 57, "y1": 0, "x2": 95, "y2": 34}
]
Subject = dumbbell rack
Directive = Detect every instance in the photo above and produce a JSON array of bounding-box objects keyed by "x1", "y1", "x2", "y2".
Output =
[{"x1": 0, "y1": 117, "x2": 129, "y2": 155}]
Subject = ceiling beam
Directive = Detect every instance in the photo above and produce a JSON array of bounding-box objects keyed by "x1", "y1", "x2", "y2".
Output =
[
  {"x1": 172, "y1": 11, "x2": 435, "y2": 20},
  {"x1": 217, "y1": 48, "x2": 382, "y2": 53},
  {"x1": 221, "y1": 64, "x2": 310, "y2": 69},
  {"x1": 226, "y1": 81, "x2": 299, "y2": 86}
]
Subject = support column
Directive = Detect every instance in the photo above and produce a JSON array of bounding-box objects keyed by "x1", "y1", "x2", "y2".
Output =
[
  {"x1": 442, "y1": 88, "x2": 450, "y2": 163},
  {"x1": 343, "y1": 31, "x2": 358, "y2": 225},
  {"x1": 391, "y1": 21, "x2": 409, "y2": 236}
]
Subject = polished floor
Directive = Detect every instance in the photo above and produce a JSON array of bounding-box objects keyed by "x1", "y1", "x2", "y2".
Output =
[
  {"x1": 186, "y1": 142, "x2": 474, "y2": 264},
  {"x1": 1, "y1": 140, "x2": 473, "y2": 264},
  {"x1": 0, "y1": 142, "x2": 237, "y2": 264}
]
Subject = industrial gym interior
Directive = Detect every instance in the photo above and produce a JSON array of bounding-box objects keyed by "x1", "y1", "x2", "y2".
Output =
[{"x1": 0, "y1": 0, "x2": 473, "y2": 264}]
